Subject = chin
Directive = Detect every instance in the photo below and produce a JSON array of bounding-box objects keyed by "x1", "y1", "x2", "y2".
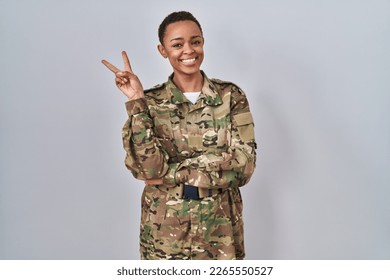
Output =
[{"x1": 173, "y1": 66, "x2": 200, "y2": 76}]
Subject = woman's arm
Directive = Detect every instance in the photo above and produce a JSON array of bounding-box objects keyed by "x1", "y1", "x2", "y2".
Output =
[{"x1": 102, "y1": 51, "x2": 168, "y2": 183}]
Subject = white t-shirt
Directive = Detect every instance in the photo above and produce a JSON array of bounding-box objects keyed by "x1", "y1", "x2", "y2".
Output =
[{"x1": 183, "y1": 91, "x2": 201, "y2": 104}]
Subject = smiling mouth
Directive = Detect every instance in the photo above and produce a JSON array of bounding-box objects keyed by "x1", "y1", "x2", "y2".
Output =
[{"x1": 180, "y1": 57, "x2": 198, "y2": 63}]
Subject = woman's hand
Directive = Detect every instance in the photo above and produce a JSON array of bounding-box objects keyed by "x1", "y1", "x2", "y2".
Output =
[{"x1": 102, "y1": 51, "x2": 144, "y2": 101}]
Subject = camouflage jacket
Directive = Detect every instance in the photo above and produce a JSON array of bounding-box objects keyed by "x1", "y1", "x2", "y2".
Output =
[{"x1": 122, "y1": 71, "x2": 257, "y2": 198}]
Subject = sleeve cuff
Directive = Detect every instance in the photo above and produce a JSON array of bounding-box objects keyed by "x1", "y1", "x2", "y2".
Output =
[
  {"x1": 125, "y1": 98, "x2": 148, "y2": 116},
  {"x1": 163, "y1": 163, "x2": 180, "y2": 186}
]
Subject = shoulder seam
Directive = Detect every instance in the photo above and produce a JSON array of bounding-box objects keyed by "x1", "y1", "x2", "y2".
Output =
[
  {"x1": 144, "y1": 83, "x2": 165, "y2": 93},
  {"x1": 211, "y1": 78, "x2": 232, "y2": 85},
  {"x1": 211, "y1": 78, "x2": 245, "y2": 94}
]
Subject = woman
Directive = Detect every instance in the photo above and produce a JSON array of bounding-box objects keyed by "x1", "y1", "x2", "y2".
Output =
[{"x1": 102, "y1": 11, "x2": 257, "y2": 260}]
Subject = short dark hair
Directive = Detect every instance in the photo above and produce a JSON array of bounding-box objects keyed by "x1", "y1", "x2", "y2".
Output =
[{"x1": 158, "y1": 11, "x2": 203, "y2": 44}]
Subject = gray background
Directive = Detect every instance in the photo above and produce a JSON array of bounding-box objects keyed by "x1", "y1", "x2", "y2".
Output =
[{"x1": 1, "y1": 0, "x2": 389, "y2": 259}]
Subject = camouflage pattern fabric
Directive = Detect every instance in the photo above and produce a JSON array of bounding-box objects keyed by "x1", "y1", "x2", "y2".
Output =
[
  {"x1": 122, "y1": 71, "x2": 257, "y2": 259},
  {"x1": 140, "y1": 185, "x2": 244, "y2": 260}
]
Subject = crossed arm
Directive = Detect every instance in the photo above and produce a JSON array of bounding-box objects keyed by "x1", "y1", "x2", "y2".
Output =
[{"x1": 121, "y1": 89, "x2": 257, "y2": 189}]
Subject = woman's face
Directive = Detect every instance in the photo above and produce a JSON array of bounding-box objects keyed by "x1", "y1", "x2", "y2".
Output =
[{"x1": 158, "y1": 20, "x2": 204, "y2": 77}]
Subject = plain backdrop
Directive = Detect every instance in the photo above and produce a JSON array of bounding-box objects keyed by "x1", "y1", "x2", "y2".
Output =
[{"x1": 1, "y1": 0, "x2": 389, "y2": 259}]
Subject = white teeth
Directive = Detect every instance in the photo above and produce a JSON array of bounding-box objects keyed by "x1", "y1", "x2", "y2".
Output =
[{"x1": 181, "y1": 58, "x2": 196, "y2": 63}]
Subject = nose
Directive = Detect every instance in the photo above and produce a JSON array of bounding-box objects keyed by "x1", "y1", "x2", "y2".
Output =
[{"x1": 183, "y1": 42, "x2": 194, "y2": 54}]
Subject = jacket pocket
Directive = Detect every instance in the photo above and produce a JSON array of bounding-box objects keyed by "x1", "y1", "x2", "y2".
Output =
[{"x1": 232, "y1": 112, "x2": 255, "y2": 142}]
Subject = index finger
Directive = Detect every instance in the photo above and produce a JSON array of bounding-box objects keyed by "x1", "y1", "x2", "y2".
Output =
[
  {"x1": 122, "y1": 51, "x2": 133, "y2": 73},
  {"x1": 101, "y1": 59, "x2": 120, "y2": 73}
]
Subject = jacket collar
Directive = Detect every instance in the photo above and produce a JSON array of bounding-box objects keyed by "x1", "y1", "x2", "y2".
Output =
[{"x1": 166, "y1": 71, "x2": 223, "y2": 106}]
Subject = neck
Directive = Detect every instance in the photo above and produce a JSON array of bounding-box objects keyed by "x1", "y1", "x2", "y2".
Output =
[{"x1": 172, "y1": 71, "x2": 203, "y2": 92}]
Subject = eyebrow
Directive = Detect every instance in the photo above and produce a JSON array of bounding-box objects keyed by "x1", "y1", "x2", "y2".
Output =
[{"x1": 170, "y1": 35, "x2": 202, "y2": 42}]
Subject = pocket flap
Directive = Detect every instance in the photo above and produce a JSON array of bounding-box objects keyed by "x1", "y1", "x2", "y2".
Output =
[{"x1": 233, "y1": 112, "x2": 253, "y2": 126}]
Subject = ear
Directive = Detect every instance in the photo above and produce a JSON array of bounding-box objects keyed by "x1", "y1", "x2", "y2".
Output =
[{"x1": 157, "y1": 44, "x2": 167, "y2": 58}]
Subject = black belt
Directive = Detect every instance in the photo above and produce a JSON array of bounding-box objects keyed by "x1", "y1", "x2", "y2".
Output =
[{"x1": 183, "y1": 184, "x2": 213, "y2": 200}]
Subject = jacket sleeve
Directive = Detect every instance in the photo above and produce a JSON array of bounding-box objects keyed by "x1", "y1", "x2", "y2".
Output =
[
  {"x1": 168, "y1": 88, "x2": 257, "y2": 189},
  {"x1": 122, "y1": 98, "x2": 171, "y2": 180}
]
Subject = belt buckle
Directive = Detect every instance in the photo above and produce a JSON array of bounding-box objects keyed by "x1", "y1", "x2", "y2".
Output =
[{"x1": 183, "y1": 185, "x2": 200, "y2": 200}]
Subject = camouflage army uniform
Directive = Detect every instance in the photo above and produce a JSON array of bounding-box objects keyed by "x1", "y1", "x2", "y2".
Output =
[{"x1": 122, "y1": 71, "x2": 257, "y2": 260}]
